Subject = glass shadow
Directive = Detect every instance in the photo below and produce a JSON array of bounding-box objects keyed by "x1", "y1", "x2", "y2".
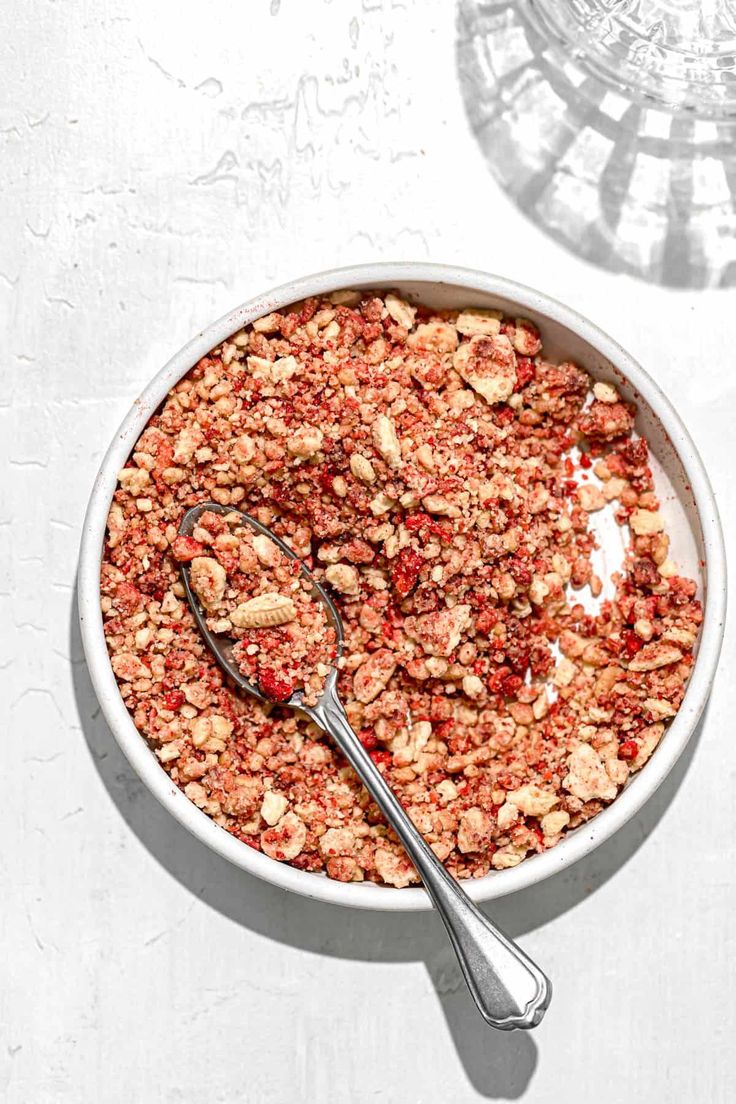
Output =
[{"x1": 457, "y1": 0, "x2": 736, "y2": 288}]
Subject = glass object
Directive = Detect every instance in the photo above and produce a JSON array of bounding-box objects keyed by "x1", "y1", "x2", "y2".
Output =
[
  {"x1": 457, "y1": 0, "x2": 736, "y2": 286},
  {"x1": 531, "y1": 0, "x2": 736, "y2": 118}
]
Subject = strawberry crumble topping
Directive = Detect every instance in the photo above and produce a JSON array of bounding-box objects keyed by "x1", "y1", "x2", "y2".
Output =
[{"x1": 101, "y1": 289, "x2": 702, "y2": 887}]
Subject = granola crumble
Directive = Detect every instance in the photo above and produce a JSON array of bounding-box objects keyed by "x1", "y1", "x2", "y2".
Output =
[{"x1": 101, "y1": 291, "x2": 702, "y2": 886}]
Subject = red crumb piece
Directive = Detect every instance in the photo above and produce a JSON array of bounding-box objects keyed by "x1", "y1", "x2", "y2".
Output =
[
  {"x1": 171, "y1": 535, "x2": 205, "y2": 562},
  {"x1": 514, "y1": 357, "x2": 536, "y2": 388},
  {"x1": 161, "y1": 690, "x2": 185, "y2": 711},
  {"x1": 358, "y1": 729, "x2": 378, "y2": 751},
  {"x1": 391, "y1": 548, "x2": 424, "y2": 598},
  {"x1": 258, "y1": 668, "x2": 296, "y2": 702},
  {"x1": 622, "y1": 630, "x2": 643, "y2": 658}
]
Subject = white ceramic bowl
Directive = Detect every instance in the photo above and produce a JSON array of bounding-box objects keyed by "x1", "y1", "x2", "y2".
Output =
[{"x1": 78, "y1": 263, "x2": 726, "y2": 911}]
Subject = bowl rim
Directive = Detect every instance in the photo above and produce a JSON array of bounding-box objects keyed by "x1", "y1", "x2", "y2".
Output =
[{"x1": 78, "y1": 262, "x2": 727, "y2": 912}]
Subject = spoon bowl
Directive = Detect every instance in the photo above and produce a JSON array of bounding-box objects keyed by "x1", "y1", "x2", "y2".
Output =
[{"x1": 178, "y1": 502, "x2": 344, "y2": 711}]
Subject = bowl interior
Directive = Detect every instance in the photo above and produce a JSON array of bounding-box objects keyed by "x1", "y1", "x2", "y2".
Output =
[{"x1": 82, "y1": 267, "x2": 718, "y2": 912}]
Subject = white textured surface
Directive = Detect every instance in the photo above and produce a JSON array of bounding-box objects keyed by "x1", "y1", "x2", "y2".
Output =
[{"x1": 2, "y1": 2, "x2": 735, "y2": 1101}]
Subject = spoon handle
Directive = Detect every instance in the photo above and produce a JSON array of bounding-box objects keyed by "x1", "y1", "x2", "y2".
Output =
[{"x1": 311, "y1": 687, "x2": 551, "y2": 1030}]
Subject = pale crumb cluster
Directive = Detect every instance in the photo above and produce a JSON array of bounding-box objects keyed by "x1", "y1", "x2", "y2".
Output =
[{"x1": 102, "y1": 290, "x2": 701, "y2": 887}]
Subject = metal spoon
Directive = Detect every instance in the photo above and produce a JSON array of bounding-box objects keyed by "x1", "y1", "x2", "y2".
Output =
[{"x1": 178, "y1": 502, "x2": 551, "y2": 1030}]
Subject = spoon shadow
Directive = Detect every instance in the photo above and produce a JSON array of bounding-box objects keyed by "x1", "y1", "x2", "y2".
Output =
[{"x1": 70, "y1": 585, "x2": 704, "y2": 1098}]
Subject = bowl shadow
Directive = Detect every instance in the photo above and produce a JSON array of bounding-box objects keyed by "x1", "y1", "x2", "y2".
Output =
[{"x1": 70, "y1": 584, "x2": 705, "y2": 1098}]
